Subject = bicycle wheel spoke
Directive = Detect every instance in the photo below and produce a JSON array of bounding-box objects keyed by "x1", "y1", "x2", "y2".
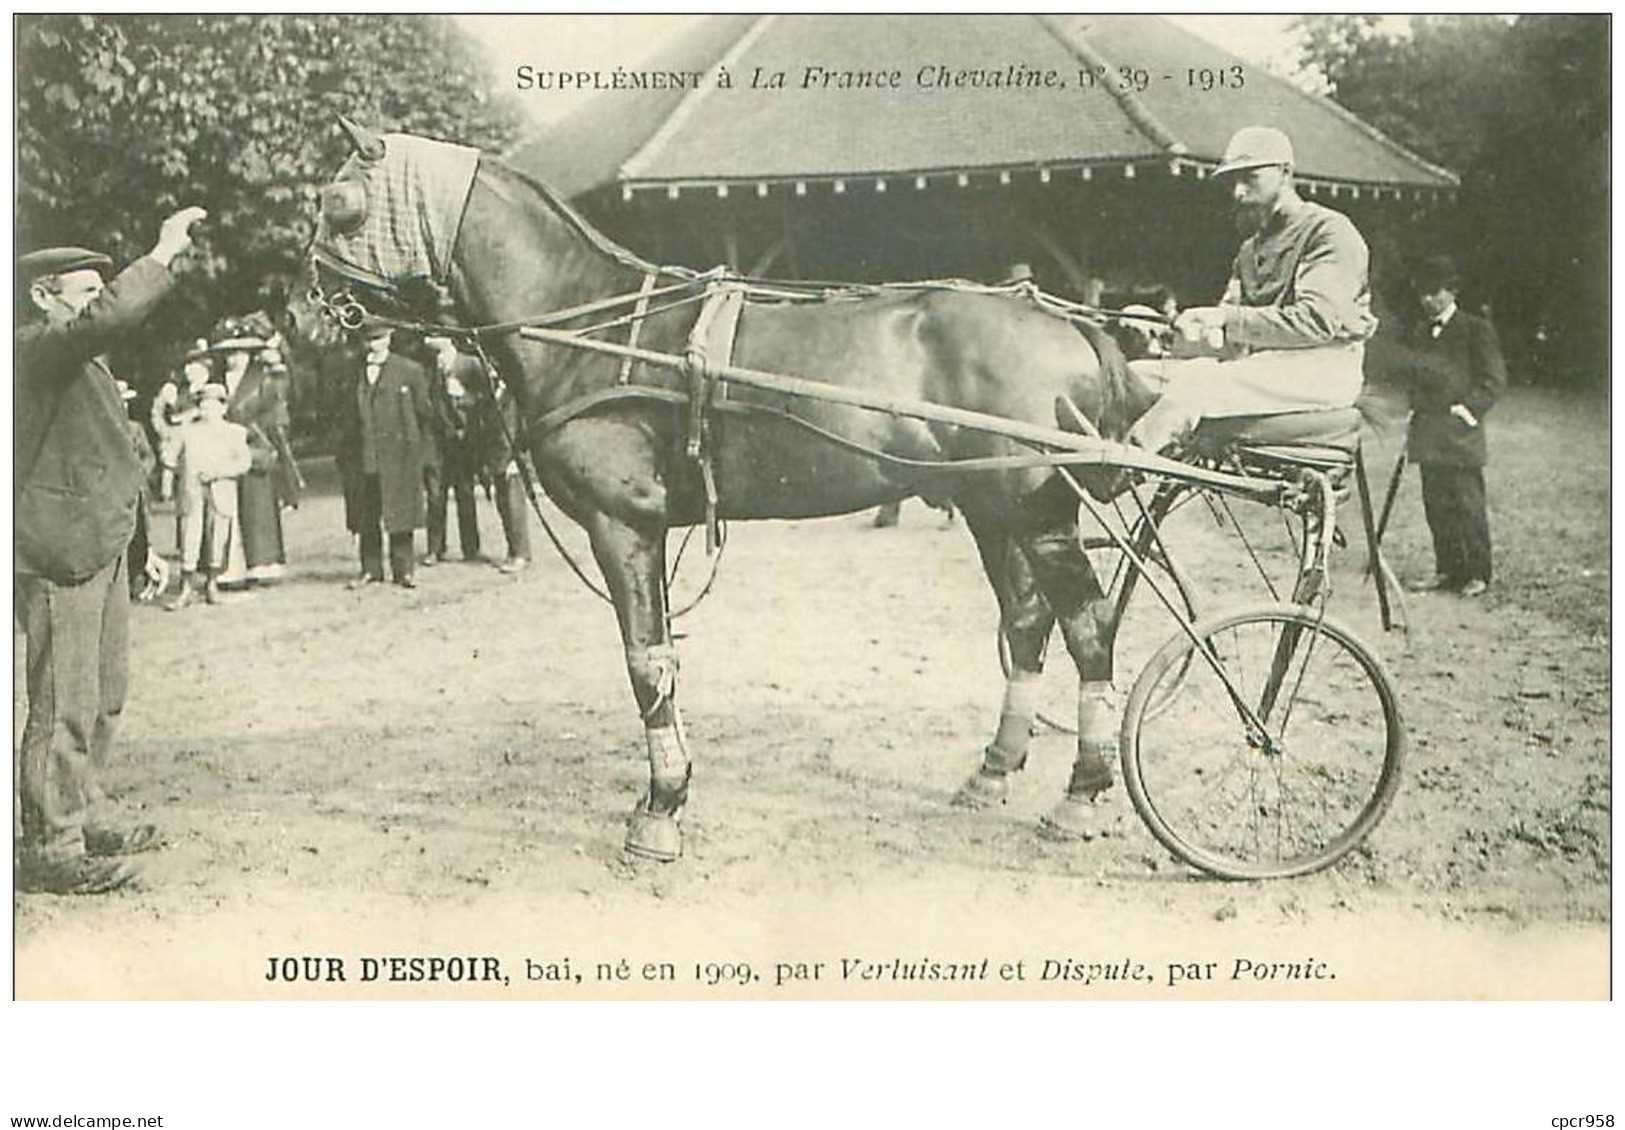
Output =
[
  {"x1": 1272, "y1": 611, "x2": 1326, "y2": 739},
  {"x1": 1247, "y1": 766, "x2": 1264, "y2": 856},
  {"x1": 1273, "y1": 760, "x2": 1289, "y2": 856},
  {"x1": 1276, "y1": 767, "x2": 1333, "y2": 855},
  {"x1": 1124, "y1": 606, "x2": 1404, "y2": 879}
]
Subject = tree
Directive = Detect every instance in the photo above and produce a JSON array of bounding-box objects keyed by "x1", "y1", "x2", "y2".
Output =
[
  {"x1": 1472, "y1": 16, "x2": 1609, "y2": 383},
  {"x1": 1295, "y1": 16, "x2": 1515, "y2": 176},
  {"x1": 16, "y1": 14, "x2": 526, "y2": 388},
  {"x1": 1296, "y1": 14, "x2": 1608, "y2": 384}
]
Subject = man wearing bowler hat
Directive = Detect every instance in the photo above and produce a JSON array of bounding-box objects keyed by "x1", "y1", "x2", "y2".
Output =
[
  {"x1": 338, "y1": 321, "x2": 434, "y2": 589},
  {"x1": 1126, "y1": 126, "x2": 1378, "y2": 455},
  {"x1": 14, "y1": 205, "x2": 205, "y2": 894},
  {"x1": 1402, "y1": 255, "x2": 1506, "y2": 598}
]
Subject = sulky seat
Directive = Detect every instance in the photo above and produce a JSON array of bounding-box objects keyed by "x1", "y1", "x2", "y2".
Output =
[
  {"x1": 1182, "y1": 404, "x2": 1403, "y2": 632},
  {"x1": 1191, "y1": 407, "x2": 1362, "y2": 468}
]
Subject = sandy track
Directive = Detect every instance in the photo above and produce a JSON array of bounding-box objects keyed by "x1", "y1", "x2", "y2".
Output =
[{"x1": 14, "y1": 402, "x2": 1610, "y2": 998}]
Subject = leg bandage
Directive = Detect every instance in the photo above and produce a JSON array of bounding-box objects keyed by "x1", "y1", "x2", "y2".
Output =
[
  {"x1": 1069, "y1": 679, "x2": 1118, "y2": 798},
  {"x1": 645, "y1": 715, "x2": 690, "y2": 785},
  {"x1": 1076, "y1": 680, "x2": 1117, "y2": 748},
  {"x1": 987, "y1": 670, "x2": 1041, "y2": 771}
]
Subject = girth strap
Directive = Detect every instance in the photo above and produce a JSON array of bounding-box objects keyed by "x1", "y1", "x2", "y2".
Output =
[{"x1": 682, "y1": 282, "x2": 747, "y2": 554}]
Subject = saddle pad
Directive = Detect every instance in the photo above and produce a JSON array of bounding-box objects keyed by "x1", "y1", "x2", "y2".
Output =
[
  {"x1": 686, "y1": 283, "x2": 748, "y2": 391},
  {"x1": 315, "y1": 133, "x2": 479, "y2": 289},
  {"x1": 1195, "y1": 407, "x2": 1363, "y2": 450}
]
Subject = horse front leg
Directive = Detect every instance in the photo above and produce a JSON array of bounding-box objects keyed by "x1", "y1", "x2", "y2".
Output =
[
  {"x1": 1012, "y1": 478, "x2": 1120, "y2": 842},
  {"x1": 582, "y1": 510, "x2": 688, "y2": 862},
  {"x1": 954, "y1": 506, "x2": 1056, "y2": 808},
  {"x1": 537, "y1": 413, "x2": 690, "y2": 862}
]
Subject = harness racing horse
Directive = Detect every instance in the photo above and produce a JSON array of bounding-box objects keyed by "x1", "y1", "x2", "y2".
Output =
[{"x1": 291, "y1": 120, "x2": 1157, "y2": 862}]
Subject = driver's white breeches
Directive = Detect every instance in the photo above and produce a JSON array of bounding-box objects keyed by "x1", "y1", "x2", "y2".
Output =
[{"x1": 1127, "y1": 341, "x2": 1366, "y2": 453}]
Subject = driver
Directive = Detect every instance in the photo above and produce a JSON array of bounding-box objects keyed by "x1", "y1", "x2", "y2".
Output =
[{"x1": 1126, "y1": 126, "x2": 1378, "y2": 455}]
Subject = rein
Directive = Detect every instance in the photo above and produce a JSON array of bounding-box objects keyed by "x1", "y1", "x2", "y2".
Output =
[
  {"x1": 306, "y1": 265, "x2": 1167, "y2": 348},
  {"x1": 301, "y1": 259, "x2": 1167, "y2": 619}
]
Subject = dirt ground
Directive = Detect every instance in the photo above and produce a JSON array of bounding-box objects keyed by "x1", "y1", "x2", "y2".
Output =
[{"x1": 13, "y1": 386, "x2": 1611, "y2": 999}]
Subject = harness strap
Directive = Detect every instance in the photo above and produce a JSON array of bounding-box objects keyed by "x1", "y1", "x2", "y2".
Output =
[
  {"x1": 681, "y1": 283, "x2": 748, "y2": 553},
  {"x1": 521, "y1": 272, "x2": 719, "y2": 331},
  {"x1": 617, "y1": 272, "x2": 660, "y2": 385}
]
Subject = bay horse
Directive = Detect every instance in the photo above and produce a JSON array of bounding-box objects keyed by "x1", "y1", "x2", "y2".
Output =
[{"x1": 290, "y1": 121, "x2": 1157, "y2": 862}]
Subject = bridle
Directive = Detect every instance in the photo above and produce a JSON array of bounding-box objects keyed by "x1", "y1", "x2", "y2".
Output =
[
  {"x1": 298, "y1": 222, "x2": 372, "y2": 332},
  {"x1": 296, "y1": 228, "x2": 659, "y2": 612},
  {"x1": 295, "y1": 196, "x2": 454, "y2": 339},
  {"x1": 306, "y1": 276, "x2": 371, "y2": 332}
]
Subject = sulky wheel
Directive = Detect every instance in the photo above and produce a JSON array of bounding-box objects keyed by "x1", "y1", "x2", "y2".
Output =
[{"x1": 1120, "y1": 603, "x2": 1404, "y2": 880}]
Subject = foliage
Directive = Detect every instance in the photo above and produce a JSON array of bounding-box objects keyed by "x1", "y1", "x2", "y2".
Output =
[
  {"x1": 1295, "y1": 14, "x2": 1608, "y2": 384},
  {"x1": 1294, "y1": 15, "x2": 1515, "y2": 176},
  {"x1": 1470, "y1": 16, "x2": 1610, "y2": 383},
  {"x1": 16, "y1": 14, "x2": 525, "y2": 386}
]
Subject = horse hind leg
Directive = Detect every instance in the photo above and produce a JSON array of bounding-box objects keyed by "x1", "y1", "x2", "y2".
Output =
[
  {"x1": 1011, "y1": 477, "x2": 1121, "y2": 842},
  {"x1": 953, "y1": 506, "x2": 1055, "y2": 809}
]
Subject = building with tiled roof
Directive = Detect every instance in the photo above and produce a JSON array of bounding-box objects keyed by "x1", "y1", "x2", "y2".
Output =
[{"x1": 509, "y1": 14, "x2": 1454, "y2": 303}]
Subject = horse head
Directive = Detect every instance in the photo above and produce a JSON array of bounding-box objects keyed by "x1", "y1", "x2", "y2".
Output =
[{"x1": 291, "y1": 117, "x2": 475, "y2": 353}]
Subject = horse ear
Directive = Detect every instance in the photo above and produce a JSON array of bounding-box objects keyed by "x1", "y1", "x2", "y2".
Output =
[{"x1": 337, "y1": 115, "x2": 386, "y2": 161}]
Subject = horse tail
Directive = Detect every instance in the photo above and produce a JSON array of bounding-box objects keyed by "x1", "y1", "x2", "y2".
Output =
[{"x1": 1066, "y1": 316, "x2": 1146, "y2": 441}]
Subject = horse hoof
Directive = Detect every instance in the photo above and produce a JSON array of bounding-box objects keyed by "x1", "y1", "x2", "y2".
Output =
[
  {"x1": 1038, "y1": 795, "x2": 1101, "y2": 842},
  {"x1": 952, "y1": 769, "x2": 1010, "y2": 809},
  {"x1": 624, "y1": 802, "x2": 683, "y2": 863}
]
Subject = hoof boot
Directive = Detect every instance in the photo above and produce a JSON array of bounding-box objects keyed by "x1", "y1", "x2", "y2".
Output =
[
  {"x1": 1038, "y1": 793, "x2": 1104, "y2": 842},
  {"x1": 624, "y1": 800, "x2": 683, "y2": 863},
  {"x1": 952, "y1": 768, "x2": 1011, "y2": 809}
]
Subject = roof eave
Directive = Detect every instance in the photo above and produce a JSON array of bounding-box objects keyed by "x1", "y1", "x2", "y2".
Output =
[{"x1": 608, "y1": 160, "x2": 1458, "y2": 203}]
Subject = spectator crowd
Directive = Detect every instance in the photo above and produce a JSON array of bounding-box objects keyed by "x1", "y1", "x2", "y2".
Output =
[
  {"x1": 133, "y1": 315, "x2": 534, "y2": 605},
  {"x1": 14, "y1": 214, "x2": 535, "y2": 893}
]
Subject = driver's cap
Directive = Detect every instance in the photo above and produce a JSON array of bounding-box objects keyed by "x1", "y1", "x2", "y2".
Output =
[{"x1": 1214, "y1": 126, "x2": 1294, "y2": 177}]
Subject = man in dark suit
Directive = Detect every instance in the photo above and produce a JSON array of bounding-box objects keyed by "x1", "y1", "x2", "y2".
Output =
[
  {"x1": 14, "y1": 205, "x2": 205, "y2": 894},
  {"x1": 339, "y1": 324, "x2": 433, "y2": 588},
  {"x1": 1403, "y1": 255, "x2": 1508, "y2": 598},
  {"x1": 420, "y1": 335, "x2": 483, "y2": 565},
  {"x1": 484, "y1": 379, "x2": 533, "y2": 574}
]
